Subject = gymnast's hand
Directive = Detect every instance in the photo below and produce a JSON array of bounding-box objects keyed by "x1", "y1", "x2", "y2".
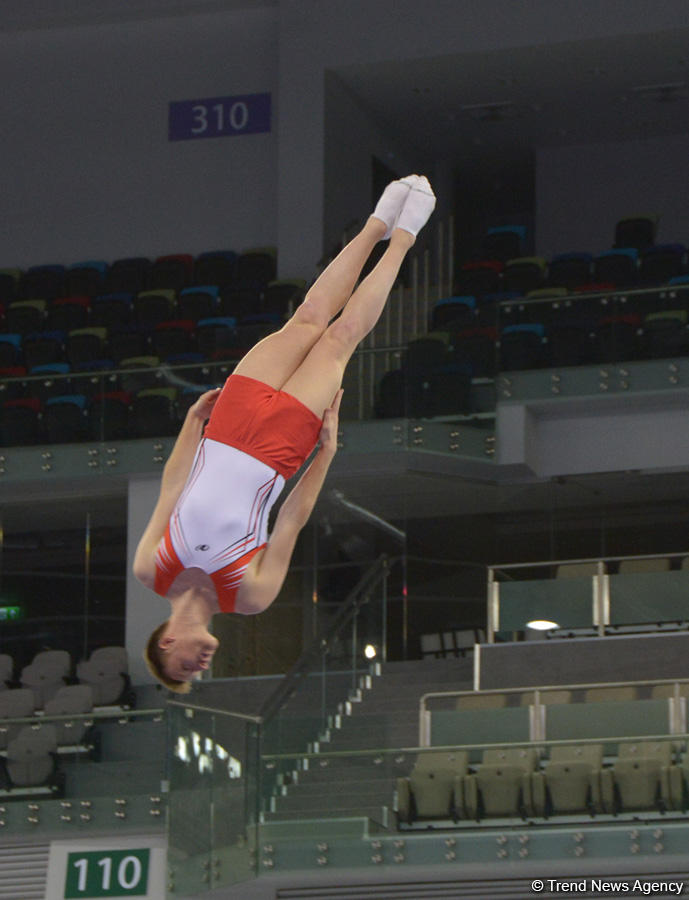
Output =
[
  {"x1": 319, "y1": 389, "x2": 343, "y2": 457},
  {"x1": 190, "y1": 387, "x2": 222, "y2": 422}
]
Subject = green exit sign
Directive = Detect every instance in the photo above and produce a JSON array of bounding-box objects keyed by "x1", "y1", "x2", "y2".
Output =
[
  {"x1": 0, "y1": 605, "x2": 22, "y2": 622},
  {"x1": 64, "y1": 849, "x2": 150, "y2": 898}
]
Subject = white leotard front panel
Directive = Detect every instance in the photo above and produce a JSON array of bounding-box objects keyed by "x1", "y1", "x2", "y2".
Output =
[{"x1": 168, "y1": 437, "x2": 285, "y2": 575}]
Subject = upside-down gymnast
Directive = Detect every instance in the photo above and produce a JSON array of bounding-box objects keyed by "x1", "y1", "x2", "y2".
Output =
[{"x1": 133, "y1": 174, "x2": 436, "y2": 692}]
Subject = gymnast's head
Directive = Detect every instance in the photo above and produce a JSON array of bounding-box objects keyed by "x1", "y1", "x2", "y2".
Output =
[{"x1": 144, "y1": 620, "x2": 220, "y2": 693}]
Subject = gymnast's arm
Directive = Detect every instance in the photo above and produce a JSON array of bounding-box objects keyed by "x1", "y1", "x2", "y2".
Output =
[
  {"x1": 132, "y1": 387, "x2": 221, "y2": 587},
  {"x1": 235, "y1": 390, "x2": 342, "y2": 615}
]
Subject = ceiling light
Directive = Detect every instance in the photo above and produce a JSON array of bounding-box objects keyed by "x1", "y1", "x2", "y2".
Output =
[
  {"x1": 526, "y1": 619, "x2": 559, "y2": 631},
  {"x1": 364, "y1": 644, "x2": 377, "y2": 659}
]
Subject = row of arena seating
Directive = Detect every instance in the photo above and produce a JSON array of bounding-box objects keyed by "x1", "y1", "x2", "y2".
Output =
[
  {"x1": 0, "y1": 647, "x2": 132, "y2": 711},
  {"x1": 456, "y1": 215, "x2": 687, "y2": 297},
  {"x1": 0, "y1": 249, "x2": 280, "y2": 305},
  {"x1": 397, "y1": 740, "x2": 687, "y2": 824},
  {"x1": 0, "y1": 316, "x2": 281, "y2": 373},
  {"x1": 0, "y1": 385, "x2": 207, "y2": 445},
  {"x1": 0, "y1": 280, "x2": 304, "y2": 337}
]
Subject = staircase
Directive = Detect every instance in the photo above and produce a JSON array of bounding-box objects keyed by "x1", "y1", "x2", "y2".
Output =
[{"x1": 262, "y1": 657, "x2": 472, "y2": 830}]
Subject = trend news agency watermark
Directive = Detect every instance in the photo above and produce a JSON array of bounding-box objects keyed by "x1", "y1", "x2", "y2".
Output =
[{"x1": 530, "y1": 879, "x2": 685, "y2": 895}]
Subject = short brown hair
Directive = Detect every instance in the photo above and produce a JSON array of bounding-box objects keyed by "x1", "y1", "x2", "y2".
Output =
[{"x1": 143, "y1": 620, "x2": 192, "y2": 694}]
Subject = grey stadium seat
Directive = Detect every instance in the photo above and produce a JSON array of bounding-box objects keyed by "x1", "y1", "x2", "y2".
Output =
[
  {"x1": 6, "y1": 724, "x2": 58, "y2": 788},
  {"x1": 396, "y1": 751, "x2": 469, "y2": 824},
  {"x1": 0, "y1": 654, "x2": 13, "y2": 688},
  {"x1": 30, "y1": 649, "x2": 72, "y2": 677},
  {"x1": 20, "y1": 662, "x2": 67, "y2": 709},
  {"x1": 43, "y1": 685, "x2": 94, "y2": 745},
  {"x1": 601, "y1": 741, "x2": 673, "y2": 814},
  {"x1": 464, "y1": 747, "x2": 538, "y2": 820},
  {"x1": 531, "y1": 744, "x2": 604, "y2": 816},
  {"x1": 0, "y1": 688, "x2": 36, "y2": 750},
  {"x1": 77, "y1": 655, "x2": 127, "y2": 705}
]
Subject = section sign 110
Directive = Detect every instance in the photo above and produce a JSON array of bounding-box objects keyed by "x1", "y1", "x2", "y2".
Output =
[{"x1": 169, "y1": 92, "x2": 271, "y2": 141}]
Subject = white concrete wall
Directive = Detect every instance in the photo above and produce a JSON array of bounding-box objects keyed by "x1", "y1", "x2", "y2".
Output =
[
  {"x1": 536, "y1": 136, "x2": 689, "y2": 259},
  {"x1": 0, "y1": 6, "x2": 278, "y2": 268}
]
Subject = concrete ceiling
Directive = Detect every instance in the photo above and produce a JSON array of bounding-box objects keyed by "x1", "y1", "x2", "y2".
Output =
[
  {"x1": 335, "y1": 28, "x2": 689, "y2": 165},
  {"x1": 0, "y1": 0, "x2": 274, "y2": 33}
]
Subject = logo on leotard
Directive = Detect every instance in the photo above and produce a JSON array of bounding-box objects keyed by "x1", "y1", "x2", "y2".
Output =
[{"x1": 195, "y1": 544, "x2": 210, "y2": 551}]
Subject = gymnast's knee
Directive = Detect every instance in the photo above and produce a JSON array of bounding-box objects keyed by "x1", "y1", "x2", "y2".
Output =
[{"x1": 290, "y1": 296, "x2": 330, "y2": 333}]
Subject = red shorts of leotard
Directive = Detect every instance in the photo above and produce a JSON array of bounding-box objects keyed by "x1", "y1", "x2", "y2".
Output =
[{"x1": 203, "y1": 373, "x2": 323, "y2": 480}]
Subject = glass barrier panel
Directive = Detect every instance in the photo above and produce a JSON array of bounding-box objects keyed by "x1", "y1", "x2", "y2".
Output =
[
  {"x1": 0, "y1": 709, "x2": 166, "y2": 838},
  {"x1": 167, "y1": 704, "x2": 214, "y2": 895},
  {"x1": 167, "y1": 703, "x2": 259, "y2": 893},
  {"x1": 496, "y1": 577, "x2": 594, "y2": 635},
  {"x1": 608, "y1": 570, "x2": 689, "y2": 627}
]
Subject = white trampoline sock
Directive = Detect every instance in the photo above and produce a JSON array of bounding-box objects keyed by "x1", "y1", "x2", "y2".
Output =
[
  {"x1": 395, "y1": 175, "x2": 436, "y2": 237},
  {"x1": 372, "y1": 176, "x2": 415, "y2": 239}
]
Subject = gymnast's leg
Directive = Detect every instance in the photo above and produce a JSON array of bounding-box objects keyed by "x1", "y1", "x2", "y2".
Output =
[
  {"x1": 232, "y1": 178, "x2": 416, "y2": 390},
  {"x1": 281, "y1": 176, "x2": 436, "y2": 416}
]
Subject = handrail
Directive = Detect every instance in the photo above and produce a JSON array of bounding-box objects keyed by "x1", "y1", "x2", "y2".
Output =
[
  {"x1": 0, "y1": 708, "x2": 165, "y2": 726},
  {"x1": 167, "y1": 700, "x2": 262, "y2": 724},
  {"x1": 489, "y1": 550, "x2": 689, "y2": 572},
  {"x1": 260, "y1": 731, "x2": 689, "y2": 762},
  {"x1": 257, "y1": 555, "x2": 391, "y2": 724},
  {"x1": 420, "y1": 675, "x2": 689, "y2": 708}
]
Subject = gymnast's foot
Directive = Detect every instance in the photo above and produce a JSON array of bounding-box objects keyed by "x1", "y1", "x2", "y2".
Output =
[
  {"x1": 371, "y1": 175, "x2": 416, "y2": 239},
  {"x1": 394, "y1": 175, "x2": 436, "y2": 239}
]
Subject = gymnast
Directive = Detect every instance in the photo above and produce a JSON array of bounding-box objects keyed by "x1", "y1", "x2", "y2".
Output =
[{"x1": 133, "y1": 174, "x2": 436, "y2": 691}]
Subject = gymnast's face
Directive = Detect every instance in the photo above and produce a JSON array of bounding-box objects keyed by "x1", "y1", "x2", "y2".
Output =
[{"x1": 159, "y1": 628, "x2": 219, "y2": 682}]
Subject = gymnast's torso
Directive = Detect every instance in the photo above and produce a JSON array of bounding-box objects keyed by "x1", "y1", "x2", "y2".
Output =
[{"x1": 153, "y1": 438, "x2": 285, "y2": 611}]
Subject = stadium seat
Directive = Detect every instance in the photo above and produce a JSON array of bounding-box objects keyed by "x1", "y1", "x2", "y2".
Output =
[
  {"x1": 150, "y1": 254, "x2": 194, "y2": 292},
  {"x1": 66, "y1": 327, "x2": 109, "y2": 367},
  {"x1": 532, "y1": 744, "x2": 604, "y2": 817},
  {"x1": 193, "y1": 250, "x2": 237, "y2": 290},
  {"x1": 66, "y1": 261, "x2": 108, "y2": 297},
  {"x1": 43, "y1": 685, "x2": 94, "y2": 746},
  {"x1": 455, "y1": 260, "x2": 503, "y2": 297},
  {"x1": 91, "y1": 293, "x2": 134, "y2": 329},
  {"x1": 0, "y1": 688, "x2": 35, "y2": 750},
  {"x1": 601, "y1": 741, "x2": 673, "y2": 814},
  {"x1": 0, "y1": 268, "x2": 21, "y2": 304},
  {"x1": 480, "y1": 225, "x2": 526, "y2": 263},
  {"x1": 234, "y1": 247, "x2": 277, "y2": 289},
  {"x1": 21, "y1": 661, "x2": 67, "y2": 709},
  {"x1": 498, "y1": 323, "x2": 547, "y2": 370},
  {"x1": 104, "y1": 257, "x2": 151, "y2": 294},
  {"x1": 0, "y1": 397, "x2": 43, "y2": 446},
  {"x1": 0, "y1": 334, "x2": 23, "y2": 368},
  {"x1": 89, "y1": 391, "x2": 132, "y2": 441},
  {"x1": 178, "y1": 285, "x2": 219, "y2": 321},
  {"x1": 639, "y1": 244, "x2": 686, "y2": 286},
  {"x1": 134, "y1": 289, "x2": 177, "y2": 327},
  {"x1": 502, "y1": 257, "x2": 546, "y2": 295},
  {"x1": 6, "y1": 724, "x2": 59, "y2": 790},
  {"x1": 547, "y1": 252, "x2": 593, "y2": 290},
  {"x1": 450, "y1": 327, "x2": 497, "y2": 376},
  {"x1": 108, "y1": 324, "x2": 151, "y2": 363},
  {"x1": 22, "y1": 330, "x2": 66, "y2": 369},
  {"x1": 593, "y1": 249, "x2": 638, "y2": 287},
  {"x1": 0, "y1": 654, "x2": 13, "y2": 688},
  {"x1": 77, "y1": 653, "x2": 129, "y2": 706},
  {"x1": 20, "y1": 264, "x2": 66, "y2": 300},
  {"x1": 44, "y1": 394, "x2": 89, "y2": 443},
  {"x1": 641, "y1": 310, "x2": 688, "y2": 359},
  {"x1": 195, "y1": 317, "x2": 238, "y2": 358},
  {"x1": 614, "y1": 215, "x2": 658, "y2": 251},
  {"x1": 430, "y1": 296, "x2": 477, "y2": 330},
  {"x1": 27, "y1": 362, "x2": 73, "y2": 403},
  {"x1": 118, "y1": 356, "x2": 162, "y2": 393},
  {"x1": 396, "y1": 751, "x2": 469, "y2": 824},
  {"x1": 593, "y1": 314, "x2": 642, "y2": 363},
  {"x1": 152, "y1": 319, "x2": 196, "y2": 360},
  {"x1": 48, "y1": 296, "x2": 90, "y2": 332},
  {"x1": 262, "y1": 279, "x2": 306, "y2": 317},
  {"x1": 132, "y1": 387, "x2": 178, "y2": 437},
  {"x1": 218, "y1": 285, "x2": 262, "y2": 319},
  {"x1": 464, "y1": 747, "x2": 538, "y2": 820},
  {"x1": 6, "y1": 299, "x2": 48, "y2": 335}
]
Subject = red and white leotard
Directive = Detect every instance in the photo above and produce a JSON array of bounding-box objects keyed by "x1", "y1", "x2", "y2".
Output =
[{"x1": 153, "y1": 374, "x2": 322, "y2": 612}]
